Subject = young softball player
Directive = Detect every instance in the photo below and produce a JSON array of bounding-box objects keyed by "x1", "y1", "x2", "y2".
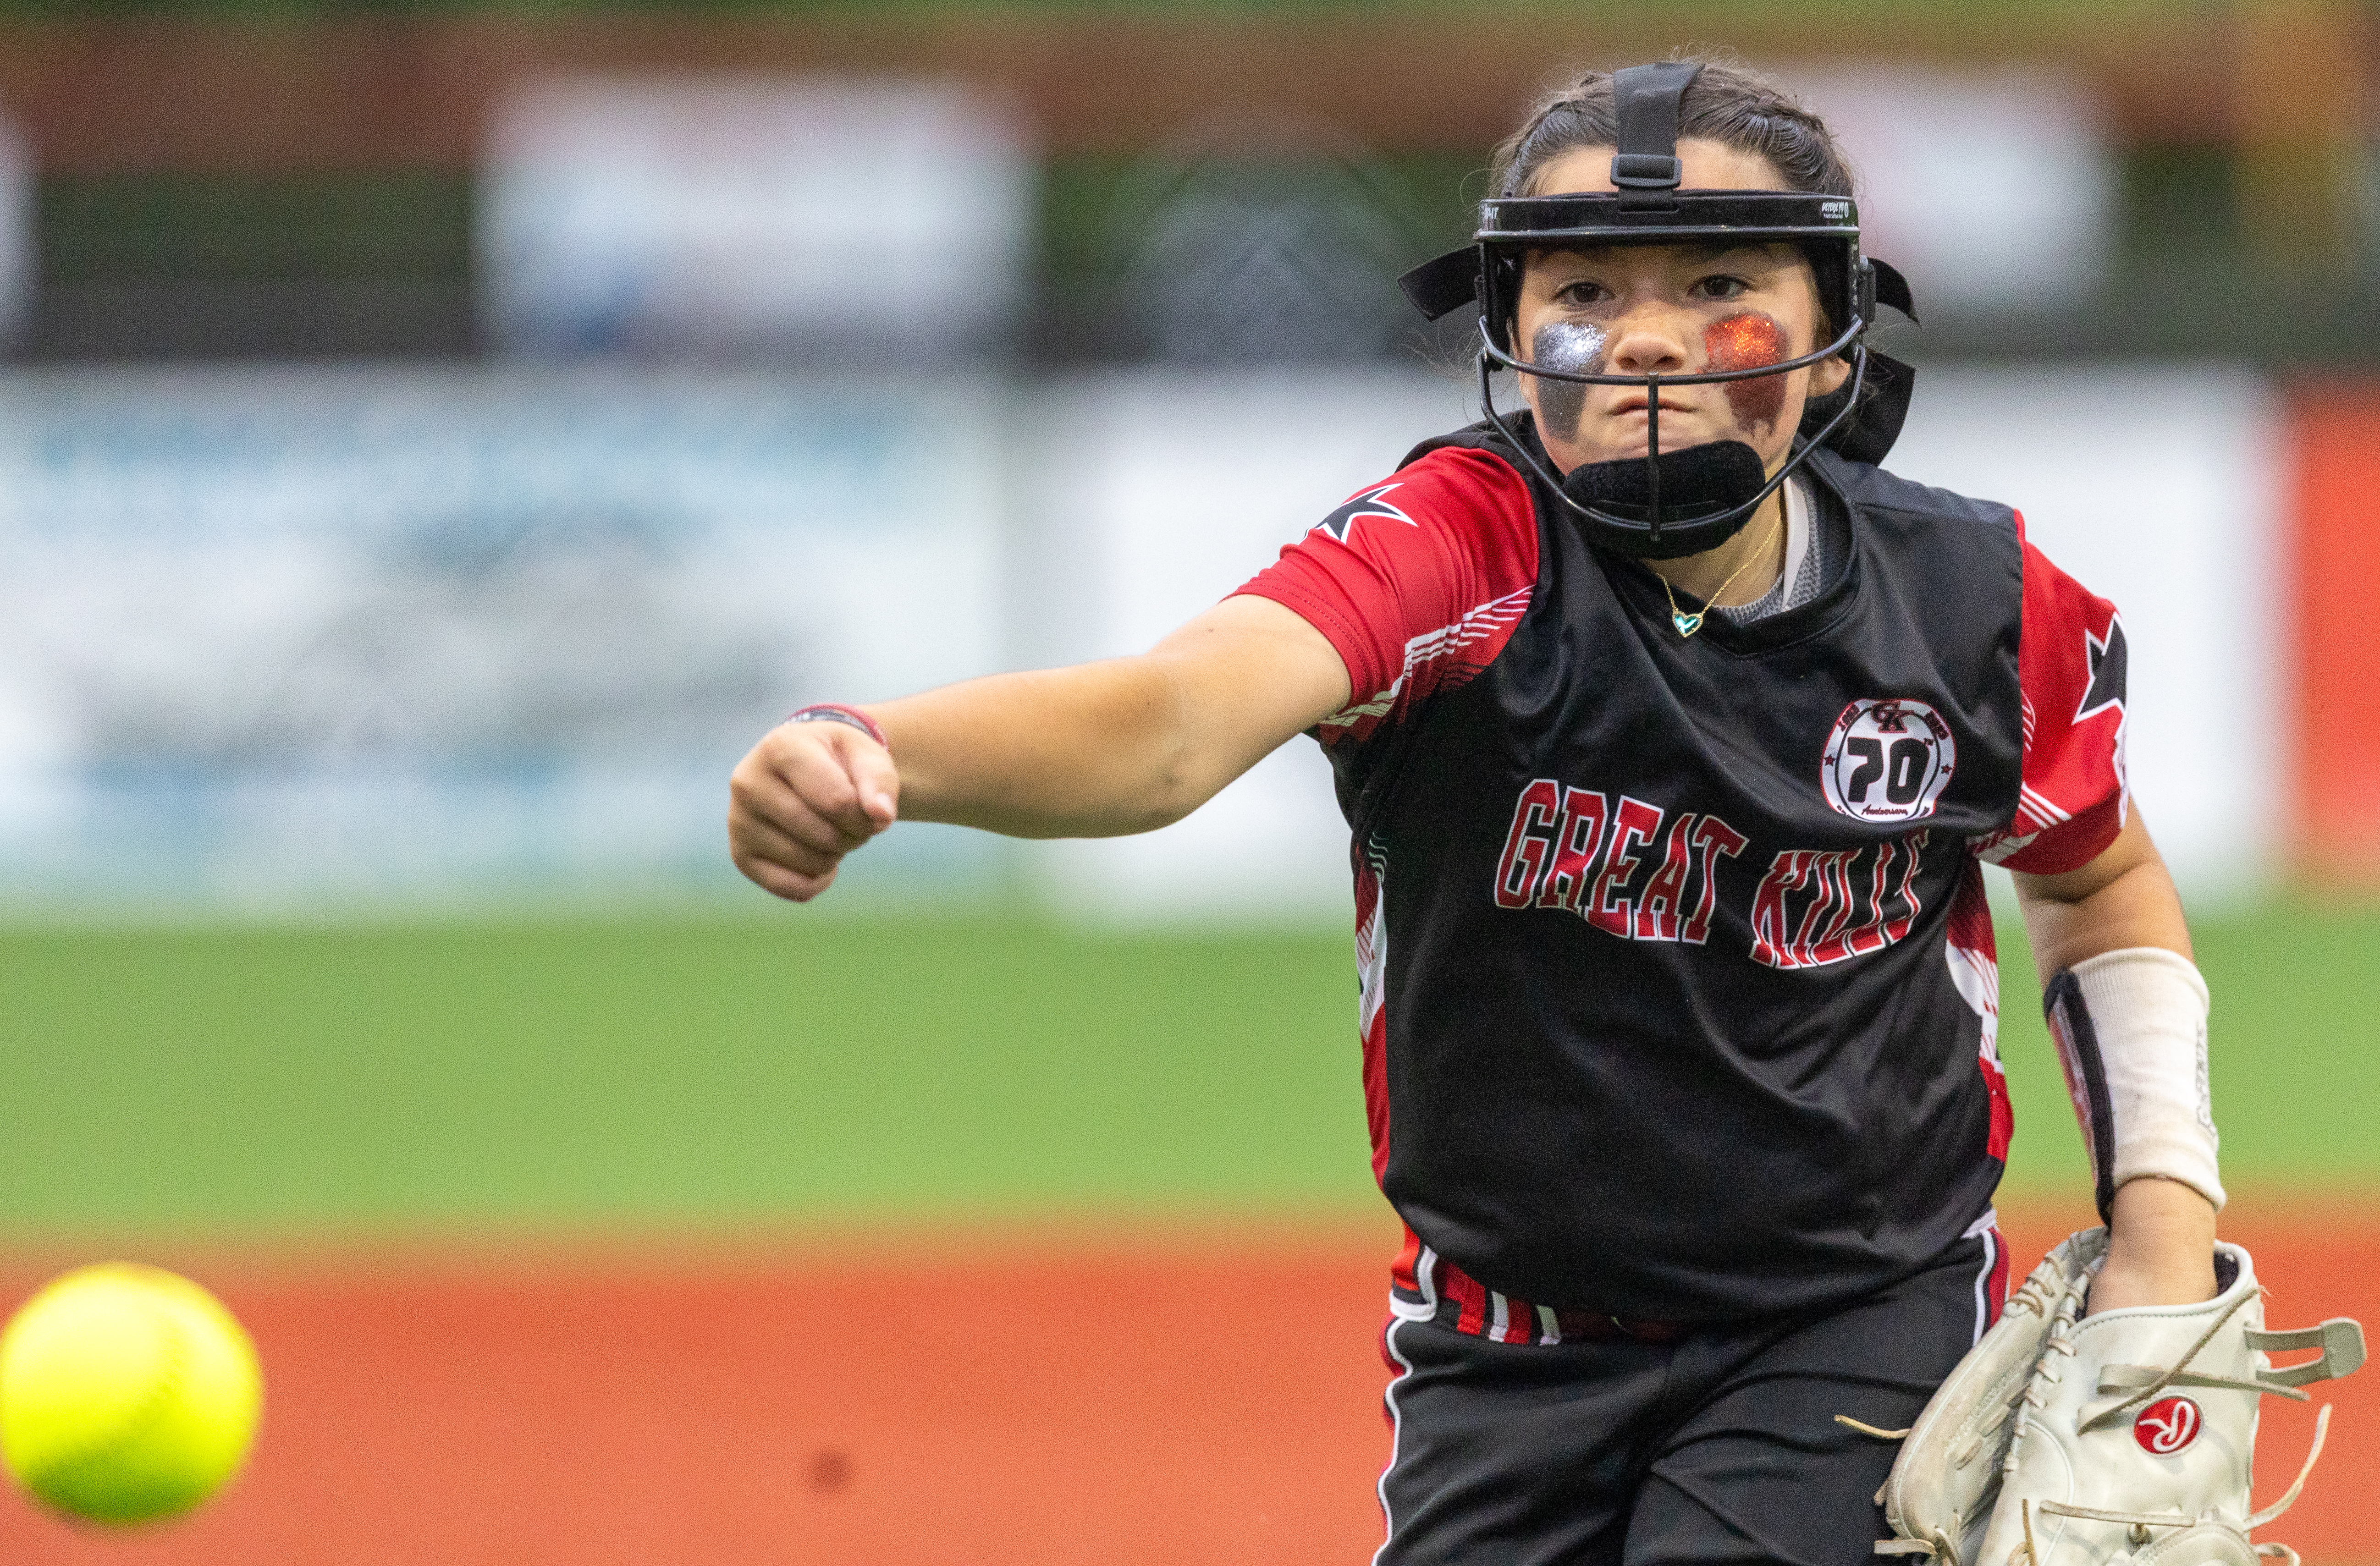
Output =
[{"x1": 729, "y1": 60, "x2": 2347, "y2": 1566}]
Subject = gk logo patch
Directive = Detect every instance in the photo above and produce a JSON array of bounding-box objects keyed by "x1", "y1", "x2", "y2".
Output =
[{"x1": 1820, "y1": 698, "x2": 1956, "y2": 823}]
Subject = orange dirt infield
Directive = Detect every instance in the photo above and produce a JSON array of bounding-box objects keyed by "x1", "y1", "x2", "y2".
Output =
[{"x1": 0, "y1": 1202, "x2": 2370, "y2": 1565}]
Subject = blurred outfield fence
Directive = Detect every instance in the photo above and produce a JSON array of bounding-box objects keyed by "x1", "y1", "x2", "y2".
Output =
[{"x1": 0, "y1": 360, "x2": 2295, "y2": 919}]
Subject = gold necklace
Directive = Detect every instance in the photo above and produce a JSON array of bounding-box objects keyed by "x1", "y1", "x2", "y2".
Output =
[{"x1": 1659, "y1": 495, "x2": 1787, "y2": 638}]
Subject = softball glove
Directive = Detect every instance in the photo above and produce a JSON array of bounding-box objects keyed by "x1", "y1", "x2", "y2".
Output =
[
  {"x1": 1875, "y1": 1232, "x2": 2364, "y2": 1566},
  {"x1": 1864, "y1": 1227, "x2": 2108, "y2": 1564}
]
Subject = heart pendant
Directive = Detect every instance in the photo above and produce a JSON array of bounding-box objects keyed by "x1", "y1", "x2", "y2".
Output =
[{"x1": 1671, "y1": 610, "x2": 1704, "y2": 637}]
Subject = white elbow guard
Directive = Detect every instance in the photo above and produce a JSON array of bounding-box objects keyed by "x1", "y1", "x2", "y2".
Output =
[{"x1": 2042, "y1": 946, "x2": 2224, "y2": 1218}]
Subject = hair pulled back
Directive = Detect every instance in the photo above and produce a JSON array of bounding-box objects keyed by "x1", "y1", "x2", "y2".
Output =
[{"x1": 1490, "y1": 59, "x2": 1855, "y2": 201}]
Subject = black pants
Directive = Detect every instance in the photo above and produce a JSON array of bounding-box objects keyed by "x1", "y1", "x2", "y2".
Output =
[{"x1": 1374, "y1": 1234, "x2": 2000, "y2": 1566}]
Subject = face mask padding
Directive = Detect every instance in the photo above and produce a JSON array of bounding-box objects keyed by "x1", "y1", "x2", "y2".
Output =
[{"x1": 1559, "y1": 441, "x2": 1771, "y2": 560}]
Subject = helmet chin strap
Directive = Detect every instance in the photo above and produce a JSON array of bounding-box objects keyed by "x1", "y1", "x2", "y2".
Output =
[{"x1": 1476, "y1": 342, "x2": 1870, "y2": 562}]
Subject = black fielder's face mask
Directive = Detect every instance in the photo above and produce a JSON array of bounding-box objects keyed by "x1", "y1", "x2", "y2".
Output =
[{"x1": 1396, "y1": 60, "x2": 1921, "y2": 562}]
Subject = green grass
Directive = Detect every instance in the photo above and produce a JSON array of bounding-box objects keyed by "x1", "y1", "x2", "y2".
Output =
[
  {"x1": 0, "y1": 902, "x2": 2371, "y2": 1240},
  {"x1": 0, "y1": 915, "x2": 1374, "y2": 1237}
]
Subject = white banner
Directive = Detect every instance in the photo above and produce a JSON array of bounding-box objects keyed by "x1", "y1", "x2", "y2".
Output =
[{"x1": 0, "y1": 367, "x2": 1005, "y2": 910}]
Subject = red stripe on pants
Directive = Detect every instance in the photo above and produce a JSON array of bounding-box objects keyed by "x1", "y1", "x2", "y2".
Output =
[{"x1": 1443, "y1": 1262, "x2": 1487, "y2": 1337}]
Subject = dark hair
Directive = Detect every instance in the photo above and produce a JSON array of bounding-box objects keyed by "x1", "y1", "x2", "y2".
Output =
[{"x1": 1489, "y1": 59, "x2": 1855, "y2": 201}]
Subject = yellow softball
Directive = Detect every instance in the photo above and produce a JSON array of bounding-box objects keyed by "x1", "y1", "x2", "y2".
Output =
[{"x1": 0, "y1": 1262, "x2": 262, "y2": 1523}]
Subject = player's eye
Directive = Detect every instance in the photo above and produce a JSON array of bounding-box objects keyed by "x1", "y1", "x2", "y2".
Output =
[
  {"x1": 1691, "y1": 275, "x2": 1752, "y2": 301},
  {"x1": 1554, "y1": 279, "x2": 1612, "y2": 308}
]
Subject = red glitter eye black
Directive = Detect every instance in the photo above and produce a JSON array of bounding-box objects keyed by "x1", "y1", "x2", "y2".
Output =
[
  {"x1": 1704, "y1": 313, "x2": 1788, "y2": 372},
  {"x1": 1704, "y1": 313, "x2": 1791, "y2": 429}
]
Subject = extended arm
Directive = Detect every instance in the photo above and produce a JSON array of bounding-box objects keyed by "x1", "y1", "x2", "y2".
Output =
[
  {"x1": 2011, "y1": 808, "x2": 2218, "y2": 1313},
  {"x1": 727, "y1": 594, "x2": 1350, "y2": 902}
]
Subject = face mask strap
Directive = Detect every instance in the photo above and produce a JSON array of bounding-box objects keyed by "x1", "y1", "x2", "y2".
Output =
[{"x1": 1609, "y1": 61, "x2": 1701, "y2": 209}]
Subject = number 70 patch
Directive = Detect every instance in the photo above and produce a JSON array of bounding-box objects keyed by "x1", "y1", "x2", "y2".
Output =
[{"x1": 1821, "y1": 698, "x2": 1958, "y2": 823}]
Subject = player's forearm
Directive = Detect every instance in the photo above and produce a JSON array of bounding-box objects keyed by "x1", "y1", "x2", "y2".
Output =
[
  {"x1": 2013, "y1": 811, "x2": 2221, "y2": 1308},
  {"x1": 862, "y1": 657, "x2": 1223, "y2": 838}
]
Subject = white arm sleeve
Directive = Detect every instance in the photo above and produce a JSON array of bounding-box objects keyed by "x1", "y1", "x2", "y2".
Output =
[{"x1": 2043, "y1": 946, "x2": 2224, "y2": 1215}]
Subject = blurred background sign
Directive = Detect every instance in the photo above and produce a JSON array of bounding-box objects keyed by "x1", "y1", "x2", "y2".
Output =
[
  {"x1": 1792, "y1": 68, "x2": 2115, "y2": 315},
  {"x1": 480, "y1": 77, "x2": 1032, "y2": 361},
  {"x1": 0, "y1": 368, "x2": 1004, "y2": 911}
]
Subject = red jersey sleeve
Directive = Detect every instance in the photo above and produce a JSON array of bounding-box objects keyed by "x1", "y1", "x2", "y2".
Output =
[
  {"x1": 1977, "y1": 523, "x2": 2130, "y2": 874},
  {"x1": 1234, "y1": 445, "x2": 1539, "y2": 748}
]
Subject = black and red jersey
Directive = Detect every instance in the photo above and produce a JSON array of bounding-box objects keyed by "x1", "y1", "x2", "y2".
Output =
[{"x1": 1236, "y1": 417, "x2": 2129, "y2": 1324}]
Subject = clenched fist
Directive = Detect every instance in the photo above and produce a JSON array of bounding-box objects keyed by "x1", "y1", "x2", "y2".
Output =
[{"x1": 727, "y1": 716, "x2": 899, "y2": 901}]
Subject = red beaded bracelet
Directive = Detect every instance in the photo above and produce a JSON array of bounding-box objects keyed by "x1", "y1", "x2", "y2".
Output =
[{"x1": 785, "y1": 704, "x2": 890, "y2": 750}]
